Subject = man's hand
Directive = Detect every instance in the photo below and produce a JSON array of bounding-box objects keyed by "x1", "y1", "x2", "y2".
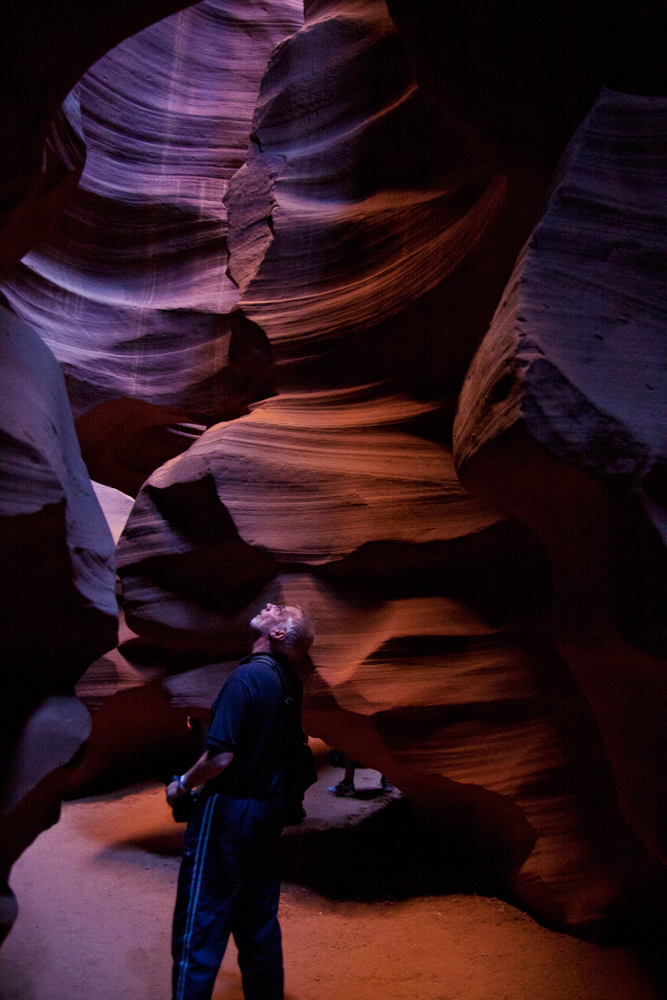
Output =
[{"x1": 166, "y1": 778, "x2": 187, "y2": 807}]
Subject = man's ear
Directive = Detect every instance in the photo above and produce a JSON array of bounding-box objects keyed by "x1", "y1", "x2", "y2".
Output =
[{"x1": 269, "y1": 625, "x2": 286, "y2": 644}]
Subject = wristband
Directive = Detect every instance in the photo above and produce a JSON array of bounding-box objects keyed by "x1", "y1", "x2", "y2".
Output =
[{"x1": 177, "y1": 775, "x2": 188, "y2": 793}]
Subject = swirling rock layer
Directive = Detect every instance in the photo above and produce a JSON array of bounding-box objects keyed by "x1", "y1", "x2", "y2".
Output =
[
  {"x1": 454, "y1": 87, "x2": 667, "y2": 860},
  {"x1": 115, "y1": 388, "x2": 658, "y2": 930},
  {"x1": 0, "y1": 304, "x2": 117, "y2": 937},
  {"x1": 228, "y1": 0, "x2": 505, "y2": 369},
  {"x1": 455, "y1": 89, "x2": 667, "y2": 502},
  {"x1": 92, "y1": 0, "x2": 663, "y2": 933},
  {"x1": 1, "y1": 0, "x2": 663, "y2": 944},
  {"x1": 2, "y1": 0, "x2": 303, "y2": 419}
]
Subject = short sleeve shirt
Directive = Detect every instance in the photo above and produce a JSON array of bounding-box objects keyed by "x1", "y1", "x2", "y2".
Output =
[{"x1": 204, "y1": 652, "x2": 302, "y2": 797}]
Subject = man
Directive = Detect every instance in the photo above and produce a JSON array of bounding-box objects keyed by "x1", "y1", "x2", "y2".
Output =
[{"x1": 166, "y1": 602, "x2": 315, "y2": 1000}]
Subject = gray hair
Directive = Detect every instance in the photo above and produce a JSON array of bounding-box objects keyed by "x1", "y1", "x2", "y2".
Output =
[{"x1": 279, "y1": 606, "x2": 314, "y2": 654}]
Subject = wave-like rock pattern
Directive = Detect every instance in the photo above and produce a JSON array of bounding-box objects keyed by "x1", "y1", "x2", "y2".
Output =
[
  {"x1": 0, "y1": 1, "x2": 197, "y2": 221},
  {"x1": 228, "y1": 0, "x2": 505, "y2": 359},
  {"x1": 0, "y1": 2, "x2": 210, "y2": 939},
  {"x1": 2, "y1": 0, "x2": 303, "y2": 417},
  {"x1": 116, "y1": 390, "x2": 503, "y2": 648},
  {"x1": 80, "y1": 0, "x2": 662, "y2": 933},
  {"x1": 0, "y1": 303, "x2": 118, "y2": 938},
  {"x1": 114, "y1": 386, "x2": 657, "y2": 929},
  {"x1": 1, "y1": 0, "x2": 661, "y2": 941},
  {"x1": 454, "y1": 87, "x2": 667, "y2": 861},
  {"x1": 455, "y1": 88, "x2": 667, "y2": 498}
]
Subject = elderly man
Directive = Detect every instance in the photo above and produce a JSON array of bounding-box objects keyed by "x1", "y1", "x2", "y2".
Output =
[{"x1": 167, "y1": 602, "x2": 315, "y2": 1000}]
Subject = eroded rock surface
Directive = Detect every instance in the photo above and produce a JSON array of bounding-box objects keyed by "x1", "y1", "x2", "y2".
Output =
[
  {"x1": 115, "y1": 392, "x2": 660, "y2": 930},
  {"x1": 0, "y1": 0, "x2": 213, "y2": 944},
  {"x1": 0, "y1": 305, "x2": 118, "y2": 940},
  {"x1": 454, "y1": 87, "x2": 667, "y2": 860},
  {"x1": 102, "y1": 1, "x2": 667, "y2": 934},
  {"x1": 2, "y1": 0, "x2": 302, "y2": 425},
  {"x1": 455, "y1": 88, "x2": 666, "y2": 509},
  {"x1": 1, "y1": 0, "x2": 664, "y2": 948}
]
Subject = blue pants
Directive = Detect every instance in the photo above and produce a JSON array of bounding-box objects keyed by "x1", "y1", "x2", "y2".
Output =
[{"x1": 172, "y1": 792, "x2": 284, "y2": 1000}]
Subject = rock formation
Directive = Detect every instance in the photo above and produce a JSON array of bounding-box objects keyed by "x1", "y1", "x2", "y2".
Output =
[
  {"x1": 0, "y1": 0, "x2": 233, "y2": 946},
  {"x1": 454, "y1": 85, "x2": 667, "y2": 861},
  {"x1": 114, "y1": 0, "x2": 667, "y2": 933},
  {"x1": 2, "y1": 0, "x2": 302, "y2": 425},
  {"x1": 0, "y1": 0, "x2": 664, "y2": 946},
  {"x1": 0, "y1": 303, "x2": 118, "y2": 942},
  {"x1": 0, "y1": 1, "x2": 200, "y2": 271}
]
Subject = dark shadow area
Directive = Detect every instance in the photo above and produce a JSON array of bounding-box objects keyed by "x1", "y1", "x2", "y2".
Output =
[
  {"x1": 611, "y1": 478, "x2": 667, "y2": 658},
  {"x1": 279, "y1": 797, "x2": 471, "y2": 902},
  {"x1": 116, "y1": 828, "x2": 185, "y2": 858},
  {"x1": 312, "y1": 516, "x2": 553, "y2": 629}
]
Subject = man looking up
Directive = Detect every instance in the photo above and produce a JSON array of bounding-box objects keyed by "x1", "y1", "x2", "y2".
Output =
[{"x1": 166, "y1": 602, "x2": 315, "y2": 1000}]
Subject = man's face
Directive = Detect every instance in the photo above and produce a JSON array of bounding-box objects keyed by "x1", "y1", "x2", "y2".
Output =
[{"x1": 250, "y1": 602, "x2": 302, "y2": 635}]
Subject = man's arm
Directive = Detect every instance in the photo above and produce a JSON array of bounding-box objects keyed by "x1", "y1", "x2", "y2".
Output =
[{"x1": 166, "y1": 749, "x2": 233, "y2": 805}]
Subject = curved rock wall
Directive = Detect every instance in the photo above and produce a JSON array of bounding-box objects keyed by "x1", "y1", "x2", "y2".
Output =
[
  {"x1": 0, "y1": 0, "x2": 223, "y2": 947},
  {"x1": 0, "y1": 0, "x2": 664, "y2": 945},
  {"x1": 2, "y1": 0, "x2": 303, "y2": 424},
  {"x1": 453, "y1": 85, "x2": 667, "y2": 862},
  {"x1": 115, "y1": 390, "x2": 660, "y2": 931},
  {"x1": 111, "y1": 1, "x2": 665, "y2": 933},
  {"x1": 227, "y1": 0, "x2": 505, "y2": 355},
  {"x1": 0, "y1": 304, "x2": 118, "y2": 942}
]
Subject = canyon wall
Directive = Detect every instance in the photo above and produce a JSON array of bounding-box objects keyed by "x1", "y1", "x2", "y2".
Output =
[{"x1": 0, "y1": 0, "x2": 665, "y2": 942}]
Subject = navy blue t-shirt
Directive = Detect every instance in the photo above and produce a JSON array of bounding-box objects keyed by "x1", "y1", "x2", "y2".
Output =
[{"x1": 204, "y1": 652, "x2": 302, "y2": 797}]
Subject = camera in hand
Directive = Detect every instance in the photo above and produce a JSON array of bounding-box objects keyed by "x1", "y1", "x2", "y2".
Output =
[{"x1": 167, "y1": 775, "x2": 197, "y2": 823}]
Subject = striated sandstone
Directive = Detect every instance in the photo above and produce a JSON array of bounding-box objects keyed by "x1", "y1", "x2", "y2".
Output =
[
  {"x1": 0, "y1": 305, "x2": 118, "y2": 940},
  {"x1": 93, "y1": 1, "x2": 665, "y2": 934},
  {"x1": 454, "y1": 87, "x2": 667, "y2": 860},
  {"x1": 455, "y1": 88, "x2": 667, "y2": 497},
  {"x1": 114, "y1": 386, "x2": 657, "y2": 930},
  {"x1": 0, "y1": 0, "x2": 663, "y2": 946},
  {"x1": 0, "y1": 1, "x2": 211, "y2": 940},
  {"x1": 227, "y1": 0, "x2": 505, "y2": 362},
  {"x1": 2, "y1": 0, "x2": 303, "y2": 422}
]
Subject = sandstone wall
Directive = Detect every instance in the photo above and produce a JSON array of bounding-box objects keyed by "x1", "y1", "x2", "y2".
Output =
[{"x1": 0, "y1": 0, "x2": 664, "y2": 943}]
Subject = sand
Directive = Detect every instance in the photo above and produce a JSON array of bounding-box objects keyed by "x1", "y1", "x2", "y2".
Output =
[{"x1": 0, "y1": 761, "x2": 660, "y2": 1000}]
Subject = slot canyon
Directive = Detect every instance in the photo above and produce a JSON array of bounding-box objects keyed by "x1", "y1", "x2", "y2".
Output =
[{"x1": 0, "y1": 1, "x2": 665, "y2": 997}]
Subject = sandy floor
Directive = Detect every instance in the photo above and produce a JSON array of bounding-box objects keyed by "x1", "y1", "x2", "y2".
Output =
[{"x1": 0, "y1": 759, "x2": 660, "y2": 1000}]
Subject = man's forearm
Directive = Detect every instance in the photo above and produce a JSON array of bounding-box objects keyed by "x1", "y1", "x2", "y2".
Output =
[{"x1": 174, "y1": 749, "x2": 233, "y2": 795}]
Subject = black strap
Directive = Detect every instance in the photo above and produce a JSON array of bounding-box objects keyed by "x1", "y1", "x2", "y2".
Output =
[{"x1": 253, "y1": 654, "x2": 304, "y2": 749}]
